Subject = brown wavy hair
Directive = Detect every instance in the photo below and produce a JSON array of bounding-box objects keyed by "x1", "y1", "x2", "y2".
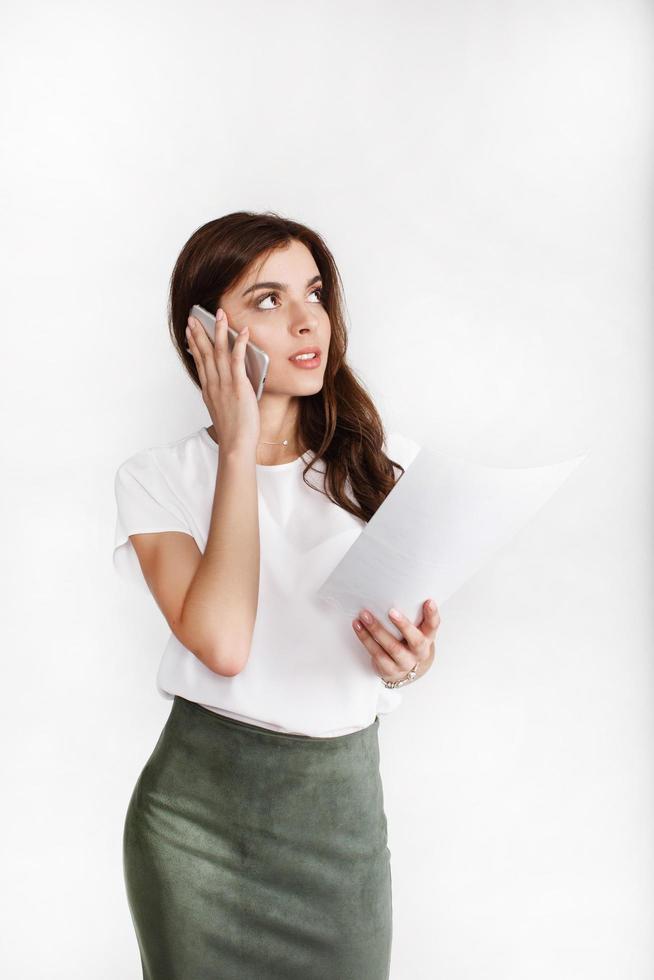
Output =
[{"x1": 168, "y1": 210, "x2": 406, "y2": 524}]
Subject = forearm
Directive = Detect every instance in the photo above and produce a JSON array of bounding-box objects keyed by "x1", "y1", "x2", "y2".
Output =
[{"x1": 181, "y1": 449, "x2": 260, "y2": 675}]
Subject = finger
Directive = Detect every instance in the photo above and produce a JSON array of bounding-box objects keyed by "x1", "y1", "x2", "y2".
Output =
[
  {"x1": 390, "y1": 602, "x2": 440, "y2": 652},
  {"x1": 213, "y1": 308, "x2": 233, "y2": 383},
  {"x1": 417, "y1": 598, "x2": 441, "y2": 639},
  {"x1": 368, "y1": 606, "x2": 428, "y2": 660},
  {"x1": 231, "y1": 323, "x2": 250, "y2": 382},
  {"x1": 352, "y1": 616, "x2": 417, "y2": 673},
  {"x1": 372, "y1": 647, "x2": 403, "y2": 680},
  {"x1": 189, "y1": 314, "x2": 220, "y2": 390},
  {"x1": 186, "y1": 320, "x2": 208, "y2": 391}
]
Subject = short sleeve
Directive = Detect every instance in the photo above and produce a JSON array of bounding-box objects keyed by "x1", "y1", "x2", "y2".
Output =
[{"x1": 113, "y1": 450, "x2": 195, "y2": 593}]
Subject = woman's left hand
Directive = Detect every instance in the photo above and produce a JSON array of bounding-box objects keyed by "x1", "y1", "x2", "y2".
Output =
[{"x1": 352, "y1": 598, "x2": 440, "y2": 685}]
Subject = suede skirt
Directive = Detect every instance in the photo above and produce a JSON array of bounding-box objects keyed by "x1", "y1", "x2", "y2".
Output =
[{"x1": 123, "y1": 695, "x2": 393, "y2": 980}]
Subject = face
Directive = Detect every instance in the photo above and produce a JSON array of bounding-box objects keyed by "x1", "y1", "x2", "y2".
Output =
[{"x1": 218, "y1": 239, "x2": 331, "y2": 395}]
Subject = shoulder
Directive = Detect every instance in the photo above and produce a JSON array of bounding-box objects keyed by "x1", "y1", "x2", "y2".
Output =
[
  {"x1": 114, "y1": 448, "x2": 171, "y2": 498},
  {"x1": 383, "y1": 430, "x2": 422, "y2": 470},
  {"x1": 114, "y1": 430, "x2": 203, "y2": 482},
  {"x1": 115, "y1": 446, "x2": 154, "y2": 479}
]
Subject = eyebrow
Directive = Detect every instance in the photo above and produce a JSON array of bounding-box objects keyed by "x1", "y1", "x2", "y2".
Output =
[{"x1": 241, "y1": 274, "x2": 322, "y2": 297}]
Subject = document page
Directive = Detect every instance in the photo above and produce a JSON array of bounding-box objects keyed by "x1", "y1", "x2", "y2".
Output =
[{"x1": 316, "y1": 447, "x2": 589, "y2": 630}]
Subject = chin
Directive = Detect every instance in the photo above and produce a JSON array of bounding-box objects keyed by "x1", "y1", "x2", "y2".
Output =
[{"x1": 266, "y1": 376, "x2": 325, "y2": 395}]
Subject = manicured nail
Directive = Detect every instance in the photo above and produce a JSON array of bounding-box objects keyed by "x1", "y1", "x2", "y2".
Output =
[
  {"x1": 360, "y1": 610, "x2": 373, "y2": 624},
  {"x1": 389, "y1": 608, "x2": 401, "y2": 619},
  {"x1": 353, "y1": 620, "x2": 362, "y2": 631},
  {"x1": 428, "y1": 599, "x2": 436, "y2": 610}
]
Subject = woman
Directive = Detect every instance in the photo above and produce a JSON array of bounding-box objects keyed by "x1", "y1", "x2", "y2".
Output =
[{"x1": 113, "y1": 211, "x2": 441, "y2": 979}]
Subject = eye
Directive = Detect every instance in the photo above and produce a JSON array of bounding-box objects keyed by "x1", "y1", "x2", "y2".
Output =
[
  {"x1": 256, "y1": 292, "x2": 279, "y2": 310},
  {"x1": 255, "y1": 285, "x2": 324, "y2": 310}
]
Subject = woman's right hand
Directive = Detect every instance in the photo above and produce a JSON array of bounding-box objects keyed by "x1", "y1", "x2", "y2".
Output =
[{"x1": 186, "y1": 308, "x2": 261, "y2": 456}]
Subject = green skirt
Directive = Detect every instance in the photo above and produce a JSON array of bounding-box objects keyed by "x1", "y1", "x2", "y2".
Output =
[{"x1": 123, "y1": 695, "x2": 393, "y2": 979}]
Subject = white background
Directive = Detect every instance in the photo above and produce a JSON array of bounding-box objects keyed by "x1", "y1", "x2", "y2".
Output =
[{"x1": 1, "y1": 0, "x2": 652, "y2": 977}]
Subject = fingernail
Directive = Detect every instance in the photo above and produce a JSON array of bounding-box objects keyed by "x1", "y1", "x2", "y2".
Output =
[
  {"x1": 389, "y1": 608, "x2": 400, "y2": 619},
  {"x1": 428, "y1": 599, "x2": 436, "y2": 610},
  {"x1": 360, "y1": 611, "x2": 373, "y2": 624},
  {"x1": 217, "y1": 308, "x2": 224, "y2": 319},
  {"x1": 353, "y1": 620, "x2": 362, "y2": 631}
]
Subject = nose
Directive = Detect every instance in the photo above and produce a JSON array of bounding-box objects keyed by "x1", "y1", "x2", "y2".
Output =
[{"x1": 287, "y1": 295, "x2": 320, "y2": 331}]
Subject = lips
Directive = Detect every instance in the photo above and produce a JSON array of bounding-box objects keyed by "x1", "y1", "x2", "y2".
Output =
[
  {"x1": 288, "y1": 351, "x2": 321, "y2": 369},
  {"x1": 288, "y1": 346, "x2": 322, "y2": 360}
]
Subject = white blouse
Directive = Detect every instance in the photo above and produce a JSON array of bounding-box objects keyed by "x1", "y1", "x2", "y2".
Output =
[{"x1": 113, "y1": 426, "x2": 421, "y2": 737}]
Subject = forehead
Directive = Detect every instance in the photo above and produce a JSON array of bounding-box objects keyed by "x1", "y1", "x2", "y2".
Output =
[{"x1": 246, "y1": 239, "x2": 318, "y2": 284}]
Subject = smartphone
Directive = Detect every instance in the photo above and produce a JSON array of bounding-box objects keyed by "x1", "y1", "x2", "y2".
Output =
[{"x1": 186, "y1": 304, "x2": 269, "y2": 401}]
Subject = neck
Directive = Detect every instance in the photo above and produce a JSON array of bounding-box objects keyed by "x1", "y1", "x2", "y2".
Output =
[{"x1": 205, "y1": 426, "x2": 302, "y2": 464}]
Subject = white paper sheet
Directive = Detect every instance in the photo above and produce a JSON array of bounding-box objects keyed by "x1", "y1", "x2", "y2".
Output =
[{"x1": 316, "y1": 447, "x2": 589, "y2": 632}]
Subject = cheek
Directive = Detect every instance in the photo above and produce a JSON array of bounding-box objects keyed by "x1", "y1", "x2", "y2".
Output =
[
  {"x1": 265, "y1": 338, "x2": 290, "y2": 360},
  {"x1": 260, "y1": 340, "x2": 295, "y2": 374},
  {"x1": 221, "y1": 307, "x2": 250, "y2": 336}
]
